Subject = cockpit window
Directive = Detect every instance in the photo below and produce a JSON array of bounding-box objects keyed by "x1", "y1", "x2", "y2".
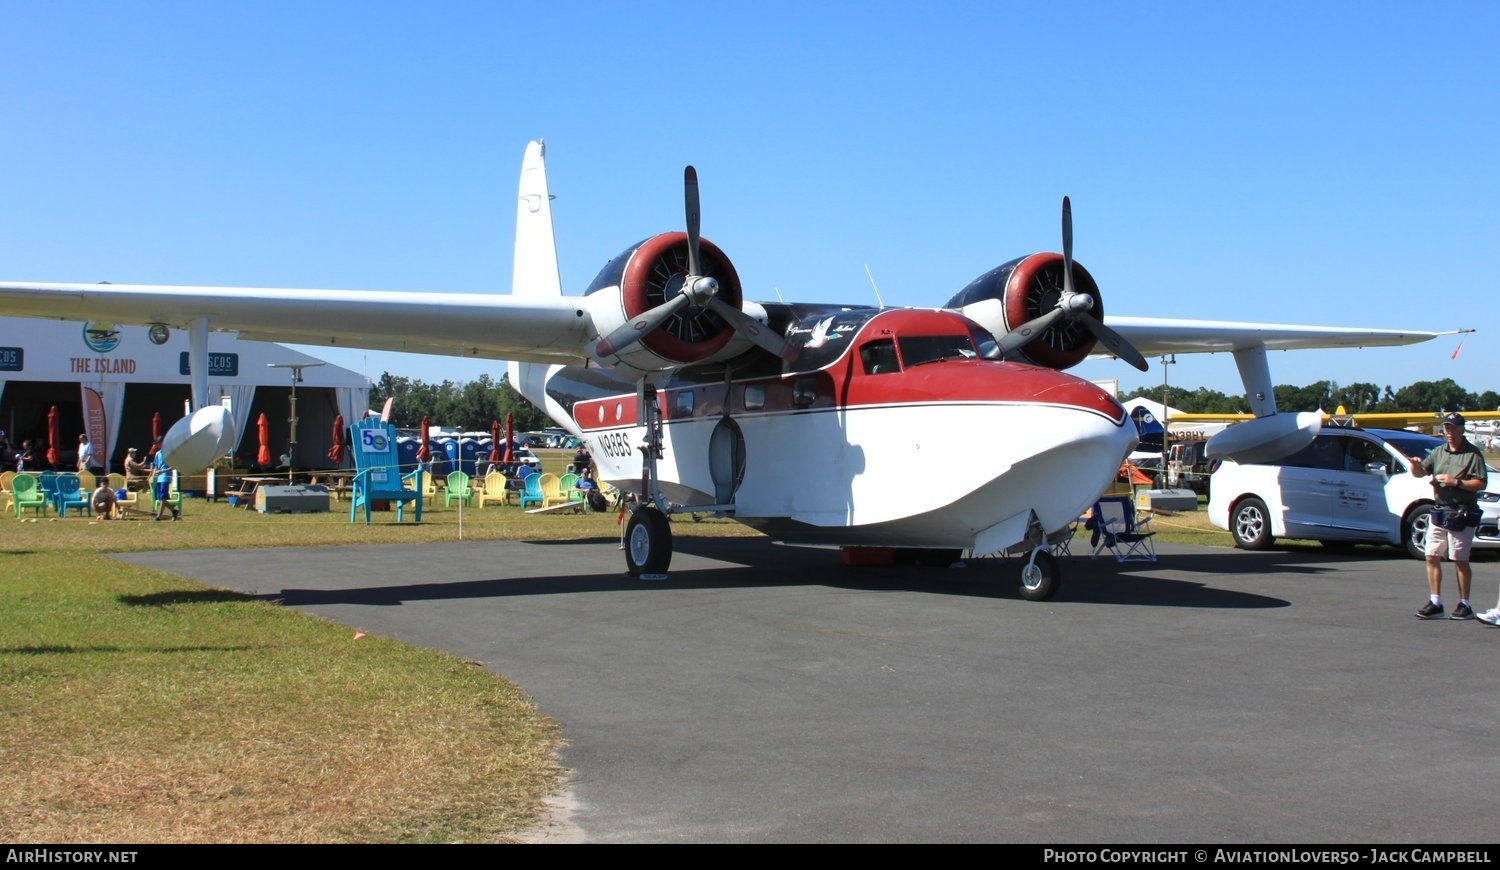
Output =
[
  {"x1": 860, "y1": 339, "x2": 899, "y2": 375},
  {"x1": 898, "y1": 334, "x2": 977, "y2": 367}
]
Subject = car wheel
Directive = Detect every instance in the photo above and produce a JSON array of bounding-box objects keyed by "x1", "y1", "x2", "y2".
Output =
[
  {"x1": 1232, "y1": 497, "x2": 1273, "y2": 550},
  {"x1": 1404, "y1": 504, "x2": 1433, "y2": 560}
]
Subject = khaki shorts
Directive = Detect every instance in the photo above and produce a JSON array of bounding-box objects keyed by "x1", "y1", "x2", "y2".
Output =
[{"x1": 1425, "y1": 523, "x2": 1476, "y2": 561}]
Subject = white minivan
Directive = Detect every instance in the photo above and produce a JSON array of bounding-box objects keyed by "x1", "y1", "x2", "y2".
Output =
[{"x1": 1209, "y1": 427, "x2": 1499, "y2": 558}]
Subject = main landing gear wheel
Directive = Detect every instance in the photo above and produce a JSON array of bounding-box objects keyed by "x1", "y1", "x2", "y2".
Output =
[
  {"x1": 1018, "y1": 550, "x2": 1060, "y2": 601},
  {"x1": 624, "y1": 506, "x2": 673, "y2": 578}
]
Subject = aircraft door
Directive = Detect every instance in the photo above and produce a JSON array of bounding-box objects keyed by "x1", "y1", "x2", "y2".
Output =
[{"x1": 708, "y1": 416, "x2": 746, "y2": 504}]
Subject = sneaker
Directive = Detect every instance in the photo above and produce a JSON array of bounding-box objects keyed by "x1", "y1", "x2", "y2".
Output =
[
  {"x1": 1476, "y1": 609, "x2": 1500, "y2": 627},
  {"x1": 1415, "y1": 602, "x2": 1445, "y2": 619},
  {"x1": 1449, "y1": 603, "x2": 1475, "y2": 621}
]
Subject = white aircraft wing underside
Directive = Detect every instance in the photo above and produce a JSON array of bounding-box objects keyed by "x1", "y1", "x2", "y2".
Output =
[
  {"x1": 0, "y1": 281, "x2": 591, "y2": 365},
  {"x1": 1099, "y1": 315, "x2": 1441, "y2": 357}
]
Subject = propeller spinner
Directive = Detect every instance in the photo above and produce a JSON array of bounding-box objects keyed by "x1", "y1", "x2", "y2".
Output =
[
  {"x1": 595, "y1": 167, "x2": 795, "y2": 362},
  {"x1": 990, "y1": 197, "x2": 1149, "y2": 372}
]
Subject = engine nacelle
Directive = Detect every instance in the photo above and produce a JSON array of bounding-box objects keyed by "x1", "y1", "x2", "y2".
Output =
[
  {"x1": 584, "y1": 232, "x2": 744, "y2": 373},
  {"x1": 946, "y1": 253, "x2": 1103, "y2": 371}
]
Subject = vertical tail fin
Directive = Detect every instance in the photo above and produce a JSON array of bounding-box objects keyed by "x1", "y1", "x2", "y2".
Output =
[
  {"x1": 509, "y1": 140, "x2": 568, "y2": 419},
  {"x1": 511, "y1": 139, "x2": 562, "y2": 299}
]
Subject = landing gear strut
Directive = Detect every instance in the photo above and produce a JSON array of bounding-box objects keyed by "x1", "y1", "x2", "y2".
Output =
[{"x1": 625, "y1": 383, "x2": 673, "y2": 578}]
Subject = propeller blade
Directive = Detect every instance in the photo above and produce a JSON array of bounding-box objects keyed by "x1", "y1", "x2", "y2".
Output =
[
  {"x1": 1080, "y1": 313, "x2": 1150, "y2": 372},
  {"x1": 991, "y1": 307, "x2": 1066, "y2": 360},
  {"x1": 685, "y1": 166, "x2": 702, "y2": 278},
  {"x1": 594, "y1": 293, "x2": 694, "y2": 359},
  {"x1": 1061, "y1": 196, "x2": 1074, "y2": 299},
  {"x1": 707, "y1": 297, "x2": 797, "y2": 361}
]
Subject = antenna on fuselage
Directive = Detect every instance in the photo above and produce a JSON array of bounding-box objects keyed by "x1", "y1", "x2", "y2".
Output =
[
  {"x1": 773, "y1": 286, "x2": 786, "y2": 304},
  {"x1": 864, "y1": 264, "x2": 886, "y2": 309}
]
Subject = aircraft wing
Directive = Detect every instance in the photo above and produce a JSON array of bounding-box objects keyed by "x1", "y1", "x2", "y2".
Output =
[
  {"x1": 1099, "y1": 315, "x2": 1445, "y2": 357},
  {"x1": 0, "y1": 281, "x2": 591, "y2": 365}
]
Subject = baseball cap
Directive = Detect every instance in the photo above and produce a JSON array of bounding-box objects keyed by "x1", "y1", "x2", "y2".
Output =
[{"x1": 1442, "y1": 412, "x2": 1466, "y2": 427}]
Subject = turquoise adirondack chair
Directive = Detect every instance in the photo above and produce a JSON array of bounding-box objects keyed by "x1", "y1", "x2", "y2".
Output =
[
  {"x1": 518, "y1": 473, "x2": 544, "y2": 509},
  {"x1": 52, "y1": 473, "x2": 90, "y2": 517},
  {"x1": 348, "y1": 418, "x2": 422, "y2": 524}
]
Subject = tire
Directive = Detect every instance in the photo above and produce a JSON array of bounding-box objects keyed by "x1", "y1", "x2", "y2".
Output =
[
  {"x1": 624, "y1": 506, "x2": 673, "y2": 576},
  {"x1": 1231, "y1": 497, "x2": 1273, "y2": 550},
  {"x1": 1018, "y1": 550, "x2": 1060, "y2": 601},
  {"x1": 1403, "y1": 504, "x2": 1433, "y2": 561}
]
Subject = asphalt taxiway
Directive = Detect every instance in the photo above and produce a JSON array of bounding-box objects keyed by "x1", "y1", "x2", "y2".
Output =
[{"x1": 116, "y1": 538, "x2": 1500, "y2": 843}]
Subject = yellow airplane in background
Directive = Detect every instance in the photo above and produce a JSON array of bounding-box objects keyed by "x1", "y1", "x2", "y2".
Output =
[{"x1": 1169, "y1": 407, "x2": 1500, "y2": 432}]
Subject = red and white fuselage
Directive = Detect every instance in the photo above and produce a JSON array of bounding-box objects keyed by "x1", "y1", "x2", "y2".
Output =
[{"x1": 543, "y1": 308, "x2": 1137, "y2": 553}]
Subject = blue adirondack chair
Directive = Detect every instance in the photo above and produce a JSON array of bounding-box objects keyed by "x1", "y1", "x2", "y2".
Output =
[
  {"x1": 52, "y1": 473, "x2": 90, "y2": 517},
  {"x1": 348, "y1": 418, "x2": 422, "y2": 524},
  {"x1": 518, "y1": 473, "x2": 544, "y2": 509}
]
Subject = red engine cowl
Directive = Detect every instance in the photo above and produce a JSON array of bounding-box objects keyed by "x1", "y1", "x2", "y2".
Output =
[
  {"x1": 946, "y1": 252, "x2": 1103, "y2": 371},
  {"x1": 586, "y1": 232, "x2": 743, "y2": 368}
]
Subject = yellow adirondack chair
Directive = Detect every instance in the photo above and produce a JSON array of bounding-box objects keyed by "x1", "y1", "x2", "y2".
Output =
[
  {"x1": 538, "y1": 473, "x2": 570, "y2": 507},
  {"x1": 476, "y1": 470, "x2": 513, "y2": 508},
  {"x1": 108, "y1": 473, "x2": 139, "y2": 516}
]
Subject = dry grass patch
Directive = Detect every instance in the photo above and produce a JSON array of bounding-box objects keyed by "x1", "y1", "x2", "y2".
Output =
[{"x1": 1, "y1": 527, "x2": 565, "y2": 841}]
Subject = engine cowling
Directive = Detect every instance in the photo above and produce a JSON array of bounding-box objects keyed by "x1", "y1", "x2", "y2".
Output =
[
  {"x1": 584, "y1": 232, "x2": 743, "y2": 371},
  {"x1": 946, "y1": 253, "x2": 1103, "y2": 371}
]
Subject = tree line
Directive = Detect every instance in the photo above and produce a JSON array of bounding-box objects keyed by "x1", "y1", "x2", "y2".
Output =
[
  {"x1": 370, "y1": 372, "x2": 1498, "y2": 432},
  {"x1": 368, "y1": 373, "x2": 550, "y2": 432},
  {"x1": 1124, "y1": 378, "x2": 1500, "y2": 415}
]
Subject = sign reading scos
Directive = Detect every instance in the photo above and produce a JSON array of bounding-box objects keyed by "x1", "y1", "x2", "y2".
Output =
[
  {"x1": 178, "y1": 352, "x2": 240, "y2": 377},
  {"x1": 0, "y1": 346, "x2": 21, "y2": 372}
]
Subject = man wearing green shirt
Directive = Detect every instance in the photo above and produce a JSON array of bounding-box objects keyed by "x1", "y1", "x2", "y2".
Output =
[{"x1": 1410, "y1": 413, "x2": 1487, "y2": 620}]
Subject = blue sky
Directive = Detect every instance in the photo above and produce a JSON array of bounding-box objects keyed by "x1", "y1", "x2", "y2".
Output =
[{"x1": 2, "y1": 2, "x2": 1495, "y2": 401}]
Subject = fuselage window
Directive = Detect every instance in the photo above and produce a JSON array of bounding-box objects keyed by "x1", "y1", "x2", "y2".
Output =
[
  {"x1": 898, "y1": 334, "x2": 976, "y2": 367},
  {"x1": 674, "y1": 389, "x2": 695, "y2": 417},
  {"x1": 743, "y1": 384, "x2": 766, "y2": 411},
  {"x1": 793, "y1": 376, "x2": 818, "y2": 408},
  {"x1": 860, "y1": 339, "x2": 899, "y2": 375}
]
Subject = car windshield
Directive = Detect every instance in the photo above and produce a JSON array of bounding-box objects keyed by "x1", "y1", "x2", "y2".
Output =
[{"x1": 1374, "y1": 431, "x2": 1442, "y2": 459}]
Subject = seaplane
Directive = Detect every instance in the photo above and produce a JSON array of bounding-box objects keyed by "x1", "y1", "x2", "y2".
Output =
[{"x1": 0, "y1": 141, "x2": 1450, "y2": 599}]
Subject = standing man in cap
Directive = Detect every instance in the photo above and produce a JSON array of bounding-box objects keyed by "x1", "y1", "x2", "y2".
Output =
[
  {"x1": 77, "y1": 434, "x2": 96, "y2": 475},
  {"x1": 1410, "y1": 412, "x2": 1487, "y2": 620}
]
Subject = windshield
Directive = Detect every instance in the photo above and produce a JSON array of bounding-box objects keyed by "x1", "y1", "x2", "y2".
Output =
[{"x1": 898, "y1": 334, "x2": 977, "y2": 367}]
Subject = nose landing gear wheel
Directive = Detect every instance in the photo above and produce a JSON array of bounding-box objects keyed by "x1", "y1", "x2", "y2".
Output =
[
  {"x1": 1018, "y1": 550, "x2": 1060, "y2": 601},
  {"x1": 624, "y1": 506, "x2": 673, "y2": 578}
]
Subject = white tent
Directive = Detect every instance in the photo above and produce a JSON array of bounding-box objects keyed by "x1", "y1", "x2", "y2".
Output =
[{"x1": 0, "y1": 317, "x2": 368, "y2": 471}]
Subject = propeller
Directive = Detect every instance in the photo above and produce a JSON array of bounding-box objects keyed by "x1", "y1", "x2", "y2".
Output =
[
  {"x1": 594, "y1": 167, "x2": 795, "y2": 362},
  {"x1": 990, "y1": 197, "x2": 1149, "y2": 372}
]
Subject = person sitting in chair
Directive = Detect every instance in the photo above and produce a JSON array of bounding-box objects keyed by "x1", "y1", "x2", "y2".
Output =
[{"x1": 124, "y1": 447, "x2": 150, "y2": 491}]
